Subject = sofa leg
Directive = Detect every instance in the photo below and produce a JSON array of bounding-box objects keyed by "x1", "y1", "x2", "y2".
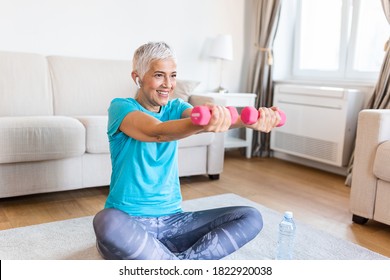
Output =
[
  {"x1": 208, "y1": 174, "x2": 220, "y2": 180},
  {"x1": 352, "y1": 214, "x2": 369, "y2": 225}
]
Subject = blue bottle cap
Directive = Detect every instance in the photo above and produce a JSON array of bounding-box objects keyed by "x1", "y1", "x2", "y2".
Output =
[{"x1": 284, "y1": 211, "x2": 293, "y2": 219}]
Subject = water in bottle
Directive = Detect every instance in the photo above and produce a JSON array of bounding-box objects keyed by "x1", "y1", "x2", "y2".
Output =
[{"x1": 275, "y1": 211, "x2": 296, "y2": 260}]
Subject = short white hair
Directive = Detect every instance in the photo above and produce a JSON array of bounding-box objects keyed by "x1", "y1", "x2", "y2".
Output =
[{"x1": 132, "y1": 42, "x2": 177, "y2": 79}]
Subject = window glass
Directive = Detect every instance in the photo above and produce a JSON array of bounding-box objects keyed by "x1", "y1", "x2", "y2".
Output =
[
  {"x1": 294, "y1": 0, "x2": 390, "y2": 81},
  {"x1": 352, "y1": 0, "x2": 389, "y2": 72},
  {"x1": 298, "y1": 0, "x2": 343, "y2": 71}
]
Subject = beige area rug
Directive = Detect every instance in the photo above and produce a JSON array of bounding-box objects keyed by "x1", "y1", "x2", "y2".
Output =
[{"x1": 0, "y1": 193, "x2": 387, "y2": 260}]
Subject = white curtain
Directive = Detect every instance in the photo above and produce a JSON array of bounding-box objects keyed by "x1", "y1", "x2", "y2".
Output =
[{"x1": 345, "y1": 0, "x2": 390, "y2": 185}]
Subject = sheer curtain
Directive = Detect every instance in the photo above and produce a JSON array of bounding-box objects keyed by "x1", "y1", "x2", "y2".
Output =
[
  {"x1": 249, "y1": 0, "x2": 282, "y2": 157},
  {"x1": 345, "y1": 0, "x2": 390, "y2": 185}
]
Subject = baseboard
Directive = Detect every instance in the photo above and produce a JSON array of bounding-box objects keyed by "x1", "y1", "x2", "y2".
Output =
[{"x1": 273, "y1": 151, "x2": 348, "y2": 176}]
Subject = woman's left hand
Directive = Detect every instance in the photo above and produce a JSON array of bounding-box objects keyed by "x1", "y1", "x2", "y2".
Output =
[{"x1": 246, "y1": 107, "x2": 281, "y2": 133}]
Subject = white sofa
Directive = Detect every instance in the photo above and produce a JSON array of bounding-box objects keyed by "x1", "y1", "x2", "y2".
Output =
[
  {"x1": 0, "y1": 51, "x2": 225, "y2": 198},
  {"x1": 350, "y1": 109, "x2": 390, "y2": 226}
]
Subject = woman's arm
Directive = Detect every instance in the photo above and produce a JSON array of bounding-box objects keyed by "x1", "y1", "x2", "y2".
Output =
[{"x1": 119, "y1": 105, "x2": 232, "y2": 142}]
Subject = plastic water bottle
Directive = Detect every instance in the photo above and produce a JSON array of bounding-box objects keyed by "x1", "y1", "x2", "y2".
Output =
[{"x1": 275, "y1": 211, "x2": 296, "y2": 260}]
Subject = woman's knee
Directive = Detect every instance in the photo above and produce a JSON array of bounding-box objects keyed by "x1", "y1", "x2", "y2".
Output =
[
  {"x1": 242, "y1": 206, "x2": 263, "y2": 233},
  {"x1": 93, "y1": 208, "x2": 129, "y2": 240}
]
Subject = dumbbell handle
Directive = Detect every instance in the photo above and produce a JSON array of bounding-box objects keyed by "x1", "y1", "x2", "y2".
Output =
[
  {"x1": 241, "y1": 106, "x2": 286, "y2": 127},
  {"x1": 191, "y1": 106, "x2": 239, "y2": 126}
]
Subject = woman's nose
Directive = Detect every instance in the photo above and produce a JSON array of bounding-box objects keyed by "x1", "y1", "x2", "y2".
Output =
[{"x1": 163, "y1": 78, "x2": 173, "y2": 88}]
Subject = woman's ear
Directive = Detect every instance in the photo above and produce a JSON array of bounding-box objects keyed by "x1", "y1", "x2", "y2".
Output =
[{"x1": 131, "y1": 72, "x2": 141, "y2": 88}]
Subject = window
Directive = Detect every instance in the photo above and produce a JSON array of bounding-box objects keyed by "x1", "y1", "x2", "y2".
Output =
[{"x1": 293, "y1": 0, "x2": 389, "y2": 81}]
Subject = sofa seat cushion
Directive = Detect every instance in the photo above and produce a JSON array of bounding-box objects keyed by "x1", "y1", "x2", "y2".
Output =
[
  {"x1": 0, "y1": 116, "x2": 85, "y2": 163},
  {"x1": 178, "y1": 132, "x2": 215, "y2": 148},
  {"x1": 373, "y1": 141, "x2": 390, "y2": 182},
  {"x1": 76, "y1": 116, "x2": 109, "y2": 154}
]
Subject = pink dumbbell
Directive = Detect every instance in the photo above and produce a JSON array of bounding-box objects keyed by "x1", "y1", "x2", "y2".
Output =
[
  {"x1": 191, "y1": 106, "x2": 239, "y2": 125},
  {"x1": 241, "y1": 106, "x2": 286, "y2": 127}
]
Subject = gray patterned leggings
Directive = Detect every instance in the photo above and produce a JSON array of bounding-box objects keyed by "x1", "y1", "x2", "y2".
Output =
[{"x1": 93, "y1": 206, "x2": 263, "y2": 260}]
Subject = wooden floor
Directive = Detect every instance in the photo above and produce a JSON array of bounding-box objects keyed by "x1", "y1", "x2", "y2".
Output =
[{"x1": 1, "y1": 150, "x2": 389, "y2": 258}]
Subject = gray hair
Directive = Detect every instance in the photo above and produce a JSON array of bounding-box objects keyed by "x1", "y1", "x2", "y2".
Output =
[{"x1": 132, "y1": 42, "x2": 177, "y2": 79}]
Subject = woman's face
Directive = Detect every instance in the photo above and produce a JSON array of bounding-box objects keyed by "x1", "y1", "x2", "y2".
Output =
[{"x1": 137, "y1": 58, "x2": 177, "y2": 112}]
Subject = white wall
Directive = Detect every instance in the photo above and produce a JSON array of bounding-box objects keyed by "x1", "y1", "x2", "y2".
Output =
[{"x1": 0, "y1": 0, "x2": 247, "y2": 92}]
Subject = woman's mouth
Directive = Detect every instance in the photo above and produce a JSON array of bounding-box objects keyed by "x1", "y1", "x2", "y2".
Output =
[{"x1": 157, "y1": 90, "x2": 169, "y2": 97}]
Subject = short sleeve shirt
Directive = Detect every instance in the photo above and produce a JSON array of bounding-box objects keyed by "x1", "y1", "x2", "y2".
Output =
[{"x1": 105, "y1": 97, "x2": 192, "y2": 217}]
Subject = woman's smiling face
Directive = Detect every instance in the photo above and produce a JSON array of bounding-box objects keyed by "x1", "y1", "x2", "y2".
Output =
[{"x1": 137, "y1": 58, "x2": 177, "y2": 112}]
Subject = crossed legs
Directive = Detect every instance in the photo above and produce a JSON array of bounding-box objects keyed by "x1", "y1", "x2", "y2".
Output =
[{"x1": 93, "y1": 206, "x2": 263, "y2": 260}]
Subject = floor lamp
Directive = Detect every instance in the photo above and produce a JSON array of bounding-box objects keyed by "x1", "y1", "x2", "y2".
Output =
[{"x1": 209, "y1": 34, "x2": 233, "y2": 93}]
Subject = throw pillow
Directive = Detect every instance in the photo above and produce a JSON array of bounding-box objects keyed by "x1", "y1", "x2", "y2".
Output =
[{"x1": 172, "y1": 79, "x2": 201, "y2": 102}]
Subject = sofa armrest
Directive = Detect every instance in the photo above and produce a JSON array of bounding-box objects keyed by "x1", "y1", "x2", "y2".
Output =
[
  {"x1": 350, "y1": 109, "x2": 390, "y2": 219},
  {"x1": 207, "y1": 131, "x2": 225, "y2": 177},
  {"x1": 188, "y1": 94, "x2": 228, "y2": 177}
]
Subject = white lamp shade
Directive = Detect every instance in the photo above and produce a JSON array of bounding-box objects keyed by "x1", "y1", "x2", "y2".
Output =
[{"x1": 209, "y1": 34, "x2": 233, "y2": 61}]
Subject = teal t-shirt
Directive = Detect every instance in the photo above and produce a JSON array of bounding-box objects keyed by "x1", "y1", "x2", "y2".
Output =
[{"x1": 105, "y1": 97, "x2": 192, "y2": 217}]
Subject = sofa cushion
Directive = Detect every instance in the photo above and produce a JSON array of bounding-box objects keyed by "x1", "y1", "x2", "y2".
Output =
[
  {"x1": 178, "y1": 132, "x2": 215, "y2": 148},
  {"x1": 373, "y1": 141, "x2": 390, "y2": 182},
  {"x1": 76, "y1": 116, "x2": 109, "y2": 154},
  {"x1": 0, "y1": 51, "x2": 53, "y2": 116},
  {"x1": 0, "y1": 116, "x2": 85, "y2": 163},
  {"x1": 48, "y1": 56, "x2": 134, "y2": 116}
]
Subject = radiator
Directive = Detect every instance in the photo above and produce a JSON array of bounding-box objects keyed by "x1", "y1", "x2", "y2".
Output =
[{"x1": 270, "y1": 84, "x2": 365, "y2": 167}]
